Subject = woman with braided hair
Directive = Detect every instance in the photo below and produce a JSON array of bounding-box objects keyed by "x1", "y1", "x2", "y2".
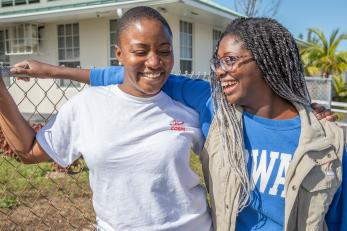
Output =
[
  {"x1": 11, "y1": 17, "x2": 346, "y2": 230},
  {"x1": 204, "y1": 17, "x2": 346, "y2": 230}
]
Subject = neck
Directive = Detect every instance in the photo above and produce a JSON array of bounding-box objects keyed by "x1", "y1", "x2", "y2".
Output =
[{"x1": 243, "y1": 93, "x2": 298, "y2": 120}]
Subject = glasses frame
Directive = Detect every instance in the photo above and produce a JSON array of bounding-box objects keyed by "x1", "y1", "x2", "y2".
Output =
[{"x1": 210, "y1": 55, "x2": 254, "y2": 73}]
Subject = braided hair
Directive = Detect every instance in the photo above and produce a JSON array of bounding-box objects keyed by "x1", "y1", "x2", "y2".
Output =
[
  {"x1": 116, "y1": 6, "x2": 172, "y2": 46},
  {"x1": 210, "y1": 17, "x2": 311, "y2": 211}
]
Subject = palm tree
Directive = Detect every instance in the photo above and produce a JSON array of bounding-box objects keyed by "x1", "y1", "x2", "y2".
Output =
[{"x1": 300, "y1": 28, "x2": 347, "y2": 77}]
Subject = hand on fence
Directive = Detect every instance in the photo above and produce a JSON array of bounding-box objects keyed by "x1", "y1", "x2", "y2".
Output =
[
  {"x1": 11, "y1": 59, "x2": 54, "y2": 80},
  {"x1": 311, "y1": 102, "x2": 337, "y2": 121}
]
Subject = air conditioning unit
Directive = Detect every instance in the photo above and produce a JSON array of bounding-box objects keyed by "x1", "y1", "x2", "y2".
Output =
[{"x1": 4, "y1": 23, "x2": 40, "y2": 55}]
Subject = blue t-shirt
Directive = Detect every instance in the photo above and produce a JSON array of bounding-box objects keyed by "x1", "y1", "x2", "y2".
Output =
[
  {"x1": 237, "y1": 112, "x2": 301, "y2": 230},
  {"x1": 90, "y1": 66, "x2": 347, "y2": 230}
]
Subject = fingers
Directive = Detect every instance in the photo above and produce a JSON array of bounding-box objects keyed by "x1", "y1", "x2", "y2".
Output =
[
  {"x1": 10, "y1": 66, "x2": 30, "y2": 75},
  {"x1": 326, "y1": 114, "x2": 338, "y2": 122},
  {"x1": 311, "y1": 103, "x2": 325, "y2": 114},
  {"x1": 315, "y1": 109, "x2": 338, "y2": 122},
  {"x1": 13, "y1": 60, "x2": 30, "y2": 69}
]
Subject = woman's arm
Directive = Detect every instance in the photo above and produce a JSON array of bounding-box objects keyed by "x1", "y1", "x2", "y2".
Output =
[
  {"x1": 0, "y1": 77, "x2": 50, "y2": 164},
  {"x1": 10, "y1": 59, "x2": 90, "y2": 84}
]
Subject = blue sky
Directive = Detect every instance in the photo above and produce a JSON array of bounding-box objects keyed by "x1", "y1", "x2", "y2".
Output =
[{"x1": 216, "y1": 0, "x2": 347, "y2": 51}]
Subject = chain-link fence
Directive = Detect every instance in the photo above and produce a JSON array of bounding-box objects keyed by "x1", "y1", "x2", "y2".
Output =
[
  {"x1": 0, "y1": 77, "x2": 95, "y2": 231},
  {"x1": 0, "y1": 73, "x2": 334, "y2": 230},
  {"x1": 305, "y1": 76, "x2": 332, "y2": 107}
]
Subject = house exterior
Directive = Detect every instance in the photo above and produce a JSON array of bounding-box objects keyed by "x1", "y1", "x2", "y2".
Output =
[
  {"x1": 0, "y1": 0, "x2": 243, "y2": 72},
  {"x1": 0, "y1": 0, "x2": 242, "y2": 117}
]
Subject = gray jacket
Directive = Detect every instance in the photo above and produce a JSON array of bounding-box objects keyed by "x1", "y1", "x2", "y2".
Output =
[{"x1": 200, "y1": 103, "x2": 344, "y2": 231}]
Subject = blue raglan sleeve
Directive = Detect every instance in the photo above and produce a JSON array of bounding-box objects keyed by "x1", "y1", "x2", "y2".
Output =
[
  {"x1": 89, "y1": 67, "x2": 214, "y2": 138},
  {"x1": 89, "y1": 66, "x2": 124, "y2": 86},
  {"x1": 325, "y1": 146, "x2": 347, "y2": 230}
]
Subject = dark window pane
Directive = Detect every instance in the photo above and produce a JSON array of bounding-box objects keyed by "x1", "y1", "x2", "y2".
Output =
[
  {"x1": 73, "y1": 36, "x2": 79, "y2": 47},
  {"x1": 66, "y1": 36, "x2": 72, "y2": 48},
  {"x1": 110, "y1": 19, "x2": 117, "y2": 32},
  {"x1": 73, "y1": 24, "x2": 79, "y2": 35},
  {"x1": 57, "y1": 25, "x2": 64, "y2": 36},
  {"x1": 58, "y1": 49, "x2": 65, "y2": 60},
  {"x1": 66, "y1": 48, "x2": 73, "y2": 59},
  {"x1": 58, "y1": 37, "x2": 65, "y2": 48},
  {"x1": 2, "y1": 0, "x2": 13, "y2": 7},
  {"x1": 111, "y1": 59, "x2": 119, "y2": 66},
  {"x1": 15, "y1": 0, "x2": 26, "y2": 5},
  {"x1": 180, "y1": 60, "x2": 192, "y2": 74},
  {"x1": 65, "y1": 24, "x2": 72, "y2": 36},
  {"x1": 73, "y1": 48, "x2": 79, "y2": 59}
]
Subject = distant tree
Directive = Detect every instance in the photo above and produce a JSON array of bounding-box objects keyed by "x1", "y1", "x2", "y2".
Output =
[
  {"x1": 300, "y1": 28, "x2": 347, "y2": 77},
  {"x1": 332, "y1": 74, "x2": 347, "y2": 100},
  {"x1": 234, "y1": 0, "x2": 282, "y2": 17}
]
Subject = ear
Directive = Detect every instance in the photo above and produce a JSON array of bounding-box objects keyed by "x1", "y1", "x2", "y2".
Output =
[{"x1": 115, "y1": 45, "x2": 123, "y2": 63}]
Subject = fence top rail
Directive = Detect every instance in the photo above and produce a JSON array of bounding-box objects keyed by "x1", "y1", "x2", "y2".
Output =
[
  {"x1": 304, "y1": 76, "x2": 332, "y2": 81},
  {"x1": 331, "y1": 101, "x2": 347, "y2": 108}
]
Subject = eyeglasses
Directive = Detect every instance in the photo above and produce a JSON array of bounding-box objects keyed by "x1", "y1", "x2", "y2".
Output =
[{"x1": 209, "y1": 55, "x2": 254, "y2": 73}]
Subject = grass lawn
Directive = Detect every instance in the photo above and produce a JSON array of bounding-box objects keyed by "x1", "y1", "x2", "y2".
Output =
[{"x1": 0, "y1": 152, "x2": 205, "y2": 229}]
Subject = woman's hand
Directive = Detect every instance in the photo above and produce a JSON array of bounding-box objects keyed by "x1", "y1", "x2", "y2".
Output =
[
  {"x1": 10, "y1": 59, "x2": 55, "y2": 80},
  {"x1": 311, "y1": 103, "x2": 337, "y2": 122}
]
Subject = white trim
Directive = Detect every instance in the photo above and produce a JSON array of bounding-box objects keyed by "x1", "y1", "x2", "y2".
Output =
[
  {"x1": 0, "y1": 0, "x2": 180, "y2": 22},
  {"x1": 181, "y1": 0, "x2": 243, "y2": 20}
]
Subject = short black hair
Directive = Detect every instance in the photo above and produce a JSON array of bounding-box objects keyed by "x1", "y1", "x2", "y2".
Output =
[{"x1": 116, "y1": 6, "x2": 172, "y2": 45}]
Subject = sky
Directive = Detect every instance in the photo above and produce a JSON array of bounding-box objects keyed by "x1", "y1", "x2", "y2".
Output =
[{"x1": 215, "y1": 0, "x2": 347, "y2": 51}]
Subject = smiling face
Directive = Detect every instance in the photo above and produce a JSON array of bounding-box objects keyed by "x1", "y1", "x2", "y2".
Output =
[
  {"x1": 215, "y1": 33, "x2": 272, "y2": 107},
  {"x1": 116, "y1": 18, "x2": 174, "y2": 97}
]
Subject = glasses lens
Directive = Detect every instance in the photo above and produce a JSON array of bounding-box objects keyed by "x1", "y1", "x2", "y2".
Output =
[{"x1": 220, "y1": 56, "x2": 237, "y2": 72}]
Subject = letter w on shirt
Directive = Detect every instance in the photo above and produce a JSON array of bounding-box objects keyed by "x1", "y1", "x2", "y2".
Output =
[{"x1": 250, "y1": 149, "x2": 292, "y2": 197}]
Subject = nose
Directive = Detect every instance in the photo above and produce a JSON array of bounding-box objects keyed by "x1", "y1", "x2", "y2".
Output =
[{"x1": 145, "y1": 53, "x2": 161, "y2": 69}]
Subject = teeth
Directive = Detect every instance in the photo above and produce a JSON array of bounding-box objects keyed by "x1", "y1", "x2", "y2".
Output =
[
  {"x1": 221, "y1": 81, "x2": 237, "y2": 87},
  {"x1": 143, "y1": 72, "x2": 161, "y2": 79}
]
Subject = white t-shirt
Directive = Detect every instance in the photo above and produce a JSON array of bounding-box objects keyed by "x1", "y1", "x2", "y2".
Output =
[{"x1": 36, "y1": 85, "x2": 212, "y2": 231}]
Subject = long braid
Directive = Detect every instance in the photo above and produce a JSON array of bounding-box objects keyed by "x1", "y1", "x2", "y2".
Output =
[
  {"x1": 210, "y1": 17, "x2": 311, "y2": 212},
  {"x1": 211, "y1": 30, "x2": 252, "y2": 211}
]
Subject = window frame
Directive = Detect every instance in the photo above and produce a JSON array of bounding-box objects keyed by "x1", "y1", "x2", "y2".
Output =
[
  {"x1": 109, "y1": 19, "x2": 119, "y2": 66},
  {"x1": 57, "y1": 23, "x2": 81, "y2": 88},
  {"x1": 1, "y1": 0, "x2": 40, "y2": 7},
  {"x1": 179, "y1": 20, "x2": 193, "y2": 74}
]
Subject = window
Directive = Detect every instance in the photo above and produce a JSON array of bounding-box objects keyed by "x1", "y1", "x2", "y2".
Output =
[
  {"x1": 57, "y1": 23, "x2": 80, "y2": 87},
  {"x1": 1, "y1": 0, "x2": 39, "y2": 7},
  {"x1": 180, "y1": 20, "x2": 193, "y2": 73},
  {"x1": 109, "y1": 19, "x2": 119, "y2": 66},
  {"x1": 4, "y1": 24, "x2": 39, "y2": 55},
  {"x1": 212, "y1": 29, "x2": 222, "y2": 53},
  {"x1": 0, "y1": 30, "x2": 10, "y2": 86}
]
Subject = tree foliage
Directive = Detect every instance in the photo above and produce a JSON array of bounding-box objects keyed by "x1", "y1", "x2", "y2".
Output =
[{"x1": 300, "y1": 28, "x2": 347, "y2": 77}]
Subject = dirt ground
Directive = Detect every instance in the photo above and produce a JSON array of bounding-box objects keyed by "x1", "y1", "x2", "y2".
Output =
[{"x1": 0, "y1": 193, "x2": 95, "y2": 230}]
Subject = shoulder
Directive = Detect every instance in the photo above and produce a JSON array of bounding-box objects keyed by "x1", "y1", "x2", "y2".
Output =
[{"x1": 299, "y1": 104, "x2": 344, "y2": 155}]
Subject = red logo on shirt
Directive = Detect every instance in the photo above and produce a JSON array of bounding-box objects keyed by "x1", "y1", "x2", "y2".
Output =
[{"x1": 170, "y1": 119, "x2": 186, "y2": 131}]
